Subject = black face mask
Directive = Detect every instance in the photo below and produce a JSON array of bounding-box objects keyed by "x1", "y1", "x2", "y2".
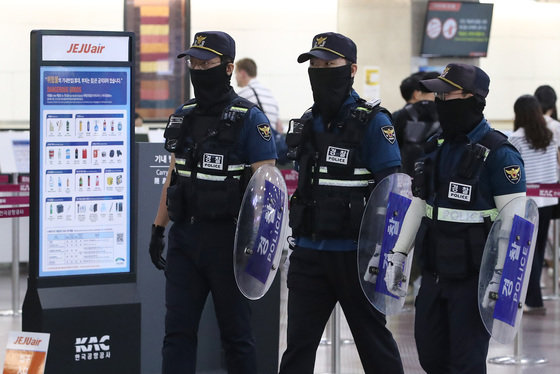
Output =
[
  {"x1": 190, "y1": 63, "x2": 233, "y2": 113},
  {"x1": 308, "y1": 64, "x2": 353, "y2": 124},
  {"x1": 436, "y1": 96, "x2": 485, "y2": 140}
]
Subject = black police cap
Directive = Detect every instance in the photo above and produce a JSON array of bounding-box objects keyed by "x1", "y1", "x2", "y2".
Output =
[
  {"x1": 177, "y1": 31, "x2": 235, "y2": 60},
  {"x1": 420, "y1": 63, "x2": 490, "y2": 98},
  {"x1": 297, "y1": 32, "x2": 357, "y2": 64}
]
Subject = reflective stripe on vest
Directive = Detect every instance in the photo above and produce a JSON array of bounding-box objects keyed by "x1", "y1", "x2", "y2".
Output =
[
  {"x1": 318, "y1": 179, "x2": 370, "y2": 187},
  {"x1": 197, "y1": 173, "x2": 241, "y2": 181},
  {"x1": 426, "y1": 204, "x2": 498, "y2": 223},
  {"x1": 227, "y1": 164, "x2": 245, "y2": 172},
  {"x1": 315, "y1": 166, "x2": 371, "y2": 176},
  {"x1": 230, "y1": 106, "x2": 248, "y2": 113},
  {"x1": 176, "y1": 169, "x2": 241, "y2": 181},
  {"x1": 182, "y1": 103, "x2": 197, "y2": 111}
]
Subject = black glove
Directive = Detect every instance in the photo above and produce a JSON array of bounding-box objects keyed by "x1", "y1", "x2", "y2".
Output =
[{"x1": 149, "y1": 224, "x2": 166, "y2": 270}]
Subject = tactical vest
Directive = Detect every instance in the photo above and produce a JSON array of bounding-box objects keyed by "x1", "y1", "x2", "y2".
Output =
[
  {"x1": 163, "y1": 97, "x2": 255, "y2": 223},
  {"x1": 286, "y1": 101, "x2": 389, "y2": 240},
  {"x1": 400, "y1": 104, "x2": 440, "y2": 176},
  {"x1": 413, "y1": 130, "x2": 509, "y2": 279}
]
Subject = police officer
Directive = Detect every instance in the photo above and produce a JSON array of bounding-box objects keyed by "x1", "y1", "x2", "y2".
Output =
[
  {"x1": 384, "y1": 63, "x2": 526, "y2": 373},
  {"x1": 392, "y1": 71, "x2": 440, "y2": 176},
  {"x1": 279, "y1": 32, "x2": 404, "y2": 374},
  {"x1": 149, "y1": 31, "x2": 277, "y2": 374}
]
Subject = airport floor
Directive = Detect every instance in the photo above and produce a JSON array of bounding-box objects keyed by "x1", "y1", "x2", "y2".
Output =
[
  {"x1": 278, "y1": 265, "x2": 560, "y2": 374},
  {"x1": 0, "y1": 264, "x2": 559, "y2": 374}
]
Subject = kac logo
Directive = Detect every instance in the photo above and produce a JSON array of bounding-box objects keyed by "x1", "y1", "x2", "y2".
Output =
[{"x1": 74, "y1": 335, "x2": 110, "y2": 362}]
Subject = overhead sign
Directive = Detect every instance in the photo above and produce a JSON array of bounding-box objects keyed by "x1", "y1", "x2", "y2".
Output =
[{"x1": 421, "y1": 1, "x2": 494, "y2": 57}]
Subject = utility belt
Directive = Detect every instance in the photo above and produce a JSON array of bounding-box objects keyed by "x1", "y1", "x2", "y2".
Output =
[
  {"x1": 415, "y1": 205, "x2": 495, "y2": 279},
  {"x1": 166, "y1": 163, "x2": 251, "y2": 224}
]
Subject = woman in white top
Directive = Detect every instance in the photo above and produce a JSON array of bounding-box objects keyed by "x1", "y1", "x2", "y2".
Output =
[
  {"x1": 535, "y1": 85, "x2": 560, "y2": 176},
  {"x1": 509, "y1": 94, "x2": 559, "y2": 314}
]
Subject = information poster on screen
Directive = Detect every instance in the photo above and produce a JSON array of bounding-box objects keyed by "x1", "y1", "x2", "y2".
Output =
[
  {"x1": 421, "y1": 1, "x2": 493, "y2": 57},
  {"x1": 39, "y1": 66, "x2": 130, "y2": 276}
]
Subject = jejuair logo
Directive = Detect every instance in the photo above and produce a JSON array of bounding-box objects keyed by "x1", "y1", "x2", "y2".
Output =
[
  {"x1": 66, "y1": 43, "x2": 106, "y2": 54},
  {"x1": 194, "y1": 35, "x2": 206, "y2": 47},
  {"x1": 314, "y1": 36, "x2": 327, "y2": 48}
]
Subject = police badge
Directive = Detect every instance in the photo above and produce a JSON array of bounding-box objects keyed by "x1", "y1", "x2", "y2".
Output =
[
  {"x1": 381, "y1": 125, "x2": 396, "y2": 144},
  {"x1": 257, "y1": 123, "x2": 272, "y2": 141},
  {"x1": 504, "y1": 165, "x2": 521, "y2": 184}
]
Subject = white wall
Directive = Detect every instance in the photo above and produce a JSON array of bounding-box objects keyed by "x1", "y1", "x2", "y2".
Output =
[
  {"x1": 2, "y1": 0, "x2": 560, "y2": 125},
  {"x1": 0, "y1": 0, "x2": 124, "y2": 123},
  {"x1": 0, "y1": 219, "x2": 28, "y2": 262},
  {"x1": 481, "y1": 0, "x2": 560, "y2": 123},
  {"x1": 190, "y1": 0, "x2": 337, "y2": 124},
  {"x1": 0, "y1": 0, "x2": 336, "y2": 127},
  {"x1": 0, "y1": 0, "x2": 123, "y2": 262}
]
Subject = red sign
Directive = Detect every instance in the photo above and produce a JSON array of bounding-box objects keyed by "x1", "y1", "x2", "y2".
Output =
[
  {"x1": 526, "y1": 183, "x2": 560, "y2": 197},
  {"x1": 0, "y1": 175, "x2": 9, "y2": 184},
  {"x1": 19, "y1": 175, "x2": 30, "y2": 184},
  {"x1": 0, "y1": 184, "x2": 29, "y2": 192},
  {"x1": 281, "y1": 169, "x2": 298, "y2": 198},
  {"x1": 0, "y1": 196, "x2": 29, "y2": 205},
  {"x1": 0, "y1": 207, "x2": 29, "y2": 218},
  {"x1": 429, "y1": 2, "x2": 461, "y2": 12}
]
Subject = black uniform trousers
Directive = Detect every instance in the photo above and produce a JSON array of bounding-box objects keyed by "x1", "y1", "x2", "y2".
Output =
[
  {"x1": 525, "y1": 205, "x2": 554, "y2": 308},
  {"x1": 279, "y1": 247, "x2": 404, "y2": 374},
  {"x1": 415, "y1": 271, "x2": 490, "y2": 374},
  {"x1": 162, "y1": 221, "x2": 257, "y2": 374}
]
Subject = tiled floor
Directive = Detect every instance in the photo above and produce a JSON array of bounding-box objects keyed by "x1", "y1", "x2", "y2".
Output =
[
  {"x1": 1, "y1": 264, "x2": 559, "y2": 373},
  {"x1": 279, "y1": 265, "x2": 560, "y2": 374}
]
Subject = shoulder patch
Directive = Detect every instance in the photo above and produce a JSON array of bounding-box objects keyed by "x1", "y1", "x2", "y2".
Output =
[
  {"x1": 504, "y1": 165, "x2": 521, "y2": 184},
  {"x1": 257, "y1": 123, "x2": 272, "y2": 141},
  {"x1": 381, "y1": 125, "x2": 396, "y2": 144}
]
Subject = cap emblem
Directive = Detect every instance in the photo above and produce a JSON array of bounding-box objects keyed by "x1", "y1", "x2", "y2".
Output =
[
  {"x1": 314, "y1": 36, "x2": 327, "y2": 48},
  {"x1": 194, "y1": 35, "x2": 206, "y2": 47},
  {"x1": 441, "y1": 66, "x2": 450, "y2": 78}
]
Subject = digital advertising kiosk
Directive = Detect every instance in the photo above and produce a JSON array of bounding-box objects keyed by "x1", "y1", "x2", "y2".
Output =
[{"x1": 24, "y1": 30, "x2": 140, "y2": 374}]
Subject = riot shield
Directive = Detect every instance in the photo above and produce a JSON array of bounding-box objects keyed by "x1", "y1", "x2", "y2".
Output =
[
  {"x1": 358, "y1": 173, "x2": 414, "y2": 315},
  {"x1": 478, "y1": 197, "x2": 539, "y2": 344},
  {"x1": 234, "y1": 164, "x2": 288, "y2": 300}
]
